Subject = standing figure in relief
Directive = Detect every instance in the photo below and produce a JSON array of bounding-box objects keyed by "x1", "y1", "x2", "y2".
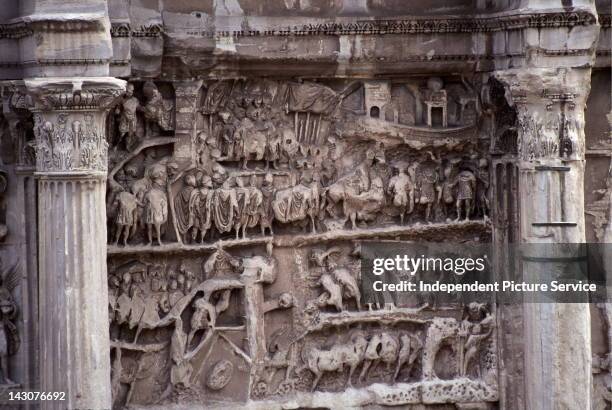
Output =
[
  {"x1": 259, "y1": 173, "x2": 276, "y2": 236},
  {"x1": 212, "y1": 177, "x2": 239, "y2": 235},
  {"x1": 245, "y1": 175, "x2": 264, "y2": 237},
  {"x1": 142, "y1": 82, "x2": 172, "y2": 136},
  {"x1": 213, "y1": 112, "x2": 235, "y2": 159},
  {"x1": 195, "y1": 132, "x2": 222, "y2": 175},
  {"x1": 192, "y1": 175, "x2": 214, "y2": 243},
  {"x1": 174, "y1": 174, "x2": 197, "y2": 243},
  {"x1": 116, "y1": 83, "x2": 141, "y2": 151},
  {"x1": 437, "y1": 165, "x2": 456, "y2": 221},
  {"x1": 418, "y1": 166, "x2": 438, "y2": 223},
  {"x1": 143, "y1": 169, "x2": 168, "y2": 246},
  {"x1": 459, "y1": 302, "x2": 494, "y2": 378},
  {"x1": 309, "y1": 171, "x2": 325, "y2": 232},
  {"x1": 112, "y1": 188, "x2": 140, "y2": 246},
  {"x1": 279, "y1": 128, "x2": 300, "y2": 169},
  {"x1": 266, "y1": 116, "x2": 282, "y2": 170},
  {"x1": 387, "y1": 165, "x2": 415, "y2": 225},
  {"x1": 455, "y1": 169, "x2": 477, "y2": 221},
  {"x1": 234, "y1": 177, "x2": 250, "y2": 239}
]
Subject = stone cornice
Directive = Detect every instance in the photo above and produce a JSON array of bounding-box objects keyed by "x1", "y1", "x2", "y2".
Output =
[
  {"x1": 0, "y1": 13, "x2": 105, "y2": 39},
  {"x1": 108, "y1": 9, "x2": 598, "y2": 39}
]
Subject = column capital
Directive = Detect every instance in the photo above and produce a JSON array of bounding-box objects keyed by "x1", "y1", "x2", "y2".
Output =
[
  {"x1": 24, "y1": 77, "x2": 125, "y2": 112},
  {"x1": 494, "y1": 68, "x2": 590, "y2": 163},
  {"x1": 18, "y1": 77, "x2": 126, "y2": 176}
]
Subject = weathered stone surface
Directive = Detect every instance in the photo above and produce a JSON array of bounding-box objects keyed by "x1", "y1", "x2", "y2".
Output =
[{"x1": 0, "y1": 1, "x2": 609, "y2": 409}]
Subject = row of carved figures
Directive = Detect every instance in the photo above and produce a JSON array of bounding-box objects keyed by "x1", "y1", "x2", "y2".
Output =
[{"x1": 108, "y1": 152, "x2": 490, "y2": 246}]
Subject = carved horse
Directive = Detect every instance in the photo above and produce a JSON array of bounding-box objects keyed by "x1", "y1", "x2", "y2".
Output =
[
  {"x1": 325, "y1": 150, "x2": 386, "y2": 229},
  {"x1": 359, "y1": 332, "x2": 399, "y2": 383},
  {"x1": 299, "y1": 330, "x2": 369, "y2": 391}
]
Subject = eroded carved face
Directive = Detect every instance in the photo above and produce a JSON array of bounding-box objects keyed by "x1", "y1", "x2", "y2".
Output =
[{"x1": 43, "y1": 121, "x2": 54, "y2": 134}]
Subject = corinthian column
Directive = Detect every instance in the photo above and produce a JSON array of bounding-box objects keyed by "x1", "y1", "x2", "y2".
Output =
[
  {"x1": 25, "y1": 78, "x2": 125, "y2": 410},
  {"x1": 498, "y1": 68, "x2": 592, "y2": 409}
]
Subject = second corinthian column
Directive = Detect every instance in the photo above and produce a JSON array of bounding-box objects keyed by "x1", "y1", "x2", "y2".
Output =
[
  {"x1": 498, "y1": 68, "x2": 592, "y2": 409},
  {"x1": 26, "y1": 78, "x2": 125, "y2": 410}
]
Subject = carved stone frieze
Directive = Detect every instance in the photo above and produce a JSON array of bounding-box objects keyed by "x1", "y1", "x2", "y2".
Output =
[
  {"x1": 105, "y1": 74, "x2": 497, "y2": 408},
  {"x1": 172, "y1": 10, "x2": 597, "y2": 38},
  {"x1": 106, "y1": 77, "x2": 490, "y2": 250}
]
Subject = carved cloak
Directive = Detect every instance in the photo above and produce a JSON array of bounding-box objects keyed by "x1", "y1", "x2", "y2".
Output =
[
  {"x1": 212, "y1": 188, "x2": 238, "y2": 233},
  {"x1": 174, "y1": 185, "x2": 195, "y2": 235}
]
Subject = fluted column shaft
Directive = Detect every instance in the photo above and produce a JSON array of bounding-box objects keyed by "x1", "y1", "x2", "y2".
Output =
[{"x1": 38, "y1": 175, "x2": 109, "y2": 409}]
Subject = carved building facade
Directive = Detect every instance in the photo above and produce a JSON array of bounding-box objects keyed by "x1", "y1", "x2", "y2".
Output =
[{"x1": 0, "y1": 0, "x2": 610, "y2": 409}]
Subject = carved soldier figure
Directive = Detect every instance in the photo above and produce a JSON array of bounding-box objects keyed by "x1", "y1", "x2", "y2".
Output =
[
  {"x1": 188, "y1": 287, "x2": 232, "y2": 347},
  {"x1": 266, "y1": 116, "x2": 283, "y2": 170},
  {"x1": 112, "y1": 188, "x2": 140, "y2": 246},
  {"x1": 279, "y1": 128, "x2": 300, "y2": 169},
  {"x1": 54, "y1": 116, "x2": 74, "y2": 170},
  {"x1": 455, "y1": 169, "x2": 477, "y2": 221},
  {"x1": 247, "y1": 93, "x2": 266, "y2": 122},
  {"x1": 387, "y1": 165, "x2": 415, "y2": 225},
  {"x1": 418, "y1": 166, "x2": 438, "y2": 223},
  {"x1": 116, "y1": 83, "x2": 141, "y2": 151},
  {"x1": 234, "y1": 177, "x2": 250, "y2": 239},
  {"x1": 437, "y1": 165, "x2": 456, "y2": 220},
  {"x1": 245, "y1": 175, "x2": 264, "y2": 238},
  {"x1": 188, "y1": 297, "x2": 216, "y2": 346},
  {"x1": 309, "y1": 171, "x2": 325, "y2": 232},
  {"x1": 459, "y1": 303, "x2": 494, "y2": 378},
  {"x1": 143, "y1": 169, "x2": 168, "y2": 246},
  {"x1": 142, "y1": 81, "x2": 172, "y2": 136},
  {"x1": 195, "y1": 132, "x2": 222, "y2": 174},
  {"x1": 216, "y1": 111, "x2": 237, "y2": 159},
  {"x1": 259, "y1": 173, "x2": 276, "y2": 236}
]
